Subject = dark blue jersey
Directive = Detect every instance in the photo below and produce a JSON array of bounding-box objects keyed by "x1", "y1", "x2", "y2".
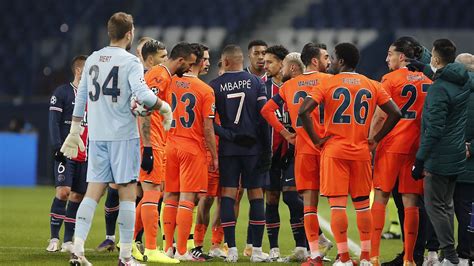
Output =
[
  {"x1": 210, "y1": 71, "x2": 269, "y2": 156},
  {"x1": 48, "y1": 83, "x2": 78, "y2": 150}
]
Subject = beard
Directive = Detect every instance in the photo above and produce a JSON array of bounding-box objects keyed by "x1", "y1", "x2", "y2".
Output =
[
  {"x1": 176, "y1": 67, "x2": 187, "y2": 77},
  {"x1": 281, "y1": 74, "x2": 292, "y2": 82},
  {"x1": 126, "y1": 41, "x2": 132, "y2": 51}
]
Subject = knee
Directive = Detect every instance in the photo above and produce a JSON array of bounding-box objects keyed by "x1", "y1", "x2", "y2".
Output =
[
  {"x1": 203, "y1": 197, "x2": 214, "y2": 208},
  {"x1": 266, "y1": 191, "x2": 280, "y2": 205},
  {"x1": 247, "y1": 188, "x2": 263, "y2": 201},
  {"x1": 56, "y1": 187, "x2": 71, "y2": 200},
  {"x1": 69, "y1": 192, "x2": 84, "y2": 202}
]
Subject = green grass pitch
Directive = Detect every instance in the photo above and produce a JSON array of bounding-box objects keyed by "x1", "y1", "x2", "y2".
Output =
[{"x1": 0, "y1": 187, "x2": 403, "y2": 265}]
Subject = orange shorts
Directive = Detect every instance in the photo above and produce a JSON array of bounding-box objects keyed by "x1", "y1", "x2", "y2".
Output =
[
  {"x1": 139, "y1": 147, "x2": 165, "y2": 184},
  {"x1": 373, "y1": 151, "x2": 423, "y2": 195},
  {"x1": 165, "y1": 144, "x2": 208, "y2": 193},
  {"x1": 294, "y1": 152, "x2": 320, "y2": 191},
  {"x1": 207, "y1": 174, "x2": 220, "y2": 197},
  {"x1": 320, "y1": 153, "x2": 372, "y2": 198}
]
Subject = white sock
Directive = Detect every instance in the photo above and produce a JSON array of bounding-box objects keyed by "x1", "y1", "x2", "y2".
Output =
[
  {"x1": 73, "y1": 197, "x2": 97, "y2": 254},
  {"x1": 106, "y1": 235, "x2": 115, "y2": 242},
  {"x1": 118, "y1": 201, "x2": 135, "y2": 259},
  {"x1": 120, "y1": 243, "x2": 132, "y2": 259},
  {"x1": 73, "y1": 237, "x2": 85, "y2": 256},
  {"x1": 252, "y1": 246, "x2": 262, "y2": 254}
]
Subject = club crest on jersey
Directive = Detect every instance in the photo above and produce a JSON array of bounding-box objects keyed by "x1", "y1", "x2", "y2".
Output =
[
  {"x1": 50, "y1": 96, "x2": 57, "y2": 105},
  {"x1": 211, "y1": 103, "x2": 216, "y2": 113}
]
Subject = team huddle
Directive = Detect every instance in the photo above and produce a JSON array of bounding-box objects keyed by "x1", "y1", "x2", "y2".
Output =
[{"x1": 46, "y1": 11, "x2": 474, "y2": 266}]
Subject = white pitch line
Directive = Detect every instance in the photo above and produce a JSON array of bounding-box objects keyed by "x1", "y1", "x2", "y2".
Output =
[
  {"x1": 0, "y1": 246, "x2": 95, "y2": 252},
  {"x1": 318, "y1": 214, "x2": 362, "y2": 256}
]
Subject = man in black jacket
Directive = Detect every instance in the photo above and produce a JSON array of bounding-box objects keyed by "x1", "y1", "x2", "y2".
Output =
[{"x1": 412, "y1": 39, "x2": 471, "y2": 266}]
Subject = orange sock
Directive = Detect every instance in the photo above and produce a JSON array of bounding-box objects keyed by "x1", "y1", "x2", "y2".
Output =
[
  {"x1": 194, "y1": 223, "x2": 207, "y2": 247},
  {"x1": 304, "y1": 206, "x2": 320, "y2": 257},
  {"x1": 211, "y1": 225, "x2": 224, "y2": 246},
  {"x1": 176, "y1": 200, "x2": 195, "y2": 255},
  {"x1": 163, "y1": 200, "x2": 178, "y2": 251},
  {"x1": 134, "y1": 200, "x2": 144, "y2": 240},
  {"x1": 404, "y1": 207, "x2": 419, "y2": 262},
  {"x1": 141, "y1": 190, "x2": 161, "y2": 250},
  {"x1": 370, "y1": 201, "x2": 386, "y2": 258},
  {"x1": 354, "y1": 198, "x2": 372, "y2": 261},
  {"x1": 329, "y1": 197, "x2": 349, "y2": 262}
]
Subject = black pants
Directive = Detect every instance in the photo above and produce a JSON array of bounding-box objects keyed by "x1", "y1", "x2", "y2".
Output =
[
  {"x1": 424, "y1": 173, "x2": 458, "y2": 261},
  {"x1": 454, "y1": 182, "x2": 474, "y2": 260}
]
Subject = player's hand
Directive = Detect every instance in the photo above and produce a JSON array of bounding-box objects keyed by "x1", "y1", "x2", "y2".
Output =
[
  {"x1": 159, "y1": 101, "x2": 173, "y2": 131},
  {"x1": 254, "y1": 151, "x2": 272, "y2": 174},
  {"x1": 411, "y1": 159, "x2": 425, "y2": 180},
  {"x1": 60, "y1": 121, "x2": 85, "y2": 159},
  {"x1": 209, "y1": 157, "x2": 219, "y2": 172},
  {"x1": 405, "y1": 58, "x2": 426, "y2": 72},
  {"x1": 280, "y1": 129, "x2": 296, "y2": 145},
  {"x1": 234, "y1": 134, "x2": 257, "y2": 148},
  {"x1": 141, "y1": 147, "x2": 154, "y2": 174},
  {"x1": 53, "y1": 148, "x2": 67, "y2": 164},
  {"x1": 315, "y1": 135, "x2": 332, "y2": 147},
  {"x1": 368, "y1": 138, "x2": 378, "y2": 153}
]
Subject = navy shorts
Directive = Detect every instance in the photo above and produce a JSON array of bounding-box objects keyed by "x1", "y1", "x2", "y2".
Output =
[
  {"x1": 54, "y1": 159, "x2": 88, "y2": 194},
  {"x1": 219, "y1": 155, "x2": 265, "y2": 189},
  {"x1": 266, "y1": 153, "x2": 296, "y2": 191}
]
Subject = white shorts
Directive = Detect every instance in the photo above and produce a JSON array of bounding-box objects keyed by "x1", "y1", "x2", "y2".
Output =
[{"x1": 87, "y1": 139, "x2": 140, "y2": 184}]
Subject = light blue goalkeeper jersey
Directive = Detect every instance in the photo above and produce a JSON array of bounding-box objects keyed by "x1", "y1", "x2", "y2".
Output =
[{"x1": 73, "y1": 46, "x2": 157, "y2": 141}]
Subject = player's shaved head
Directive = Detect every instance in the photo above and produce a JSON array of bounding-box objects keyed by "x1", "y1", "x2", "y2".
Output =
[
  {"x1": 285, "y1": 52, "x2": 305, "y2": 73},
  {"x1": 281, "y1": 52, "x2": 304, "y2": 82},
  {"x1": 108, "y1": 12, "x2": 133, "y2": 41},
  {"x1": 222, "y1": 45, "x2": 243, "y2": 58},
  {"x1": 456, "y1": 53, "x2": 474, "y2": 72},
  {"x1": 221, "y1": 45, "x2": 244, "y2": 71}
]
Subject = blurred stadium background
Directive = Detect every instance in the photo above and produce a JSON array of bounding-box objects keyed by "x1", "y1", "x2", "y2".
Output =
[{"x1": 0, "y1": 0, "x2": 473, "y2": 186}]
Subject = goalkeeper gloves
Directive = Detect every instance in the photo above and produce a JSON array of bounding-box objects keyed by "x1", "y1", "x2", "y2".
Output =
[
  {"x1": 141, "y1": 147, "x2": 154, "y2": 174},
  {"x1": 159, "y1": 101, "x2": 172, "y2": 131},
  {"x1": 411, "y1": 159, "x2": 425, "y2": 180},
  {"x1": 60, "y1": 120, "x2": 85, "y2": 159}
]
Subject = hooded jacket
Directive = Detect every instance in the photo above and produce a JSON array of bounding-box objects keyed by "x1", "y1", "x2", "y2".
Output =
[{"x1": 416, "y1": 62, "x2": 471, "y2": 176}]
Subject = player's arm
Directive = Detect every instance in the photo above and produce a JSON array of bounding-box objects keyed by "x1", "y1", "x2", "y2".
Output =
[
  {"x1": 128, "y1": 60, "x2": 172, "y2": 130},
  {"x1": 371, "y1": 99, "x2": 402, "y2": 144},
  {"x1": 256, "y1": 79, "x2": 272, "y2": 152},
  {"x1": 298, "y1": 97, "x2": 327, "y2": 146},
  {"x1": 204, "y1": 117, "x2": 218, "y2": 172},
  {"x1": 48, "y1": 88, "x2": 66, "y2": 163},
  {"x1": 261, "y1": 94, "x2": 295, "y2": 144},
  {"x1": 415, "y1": 87, "x2": 449, "y2": 161},
  {"x1": 369, "y1": 106, "x2": 388, "y2": 140}
]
